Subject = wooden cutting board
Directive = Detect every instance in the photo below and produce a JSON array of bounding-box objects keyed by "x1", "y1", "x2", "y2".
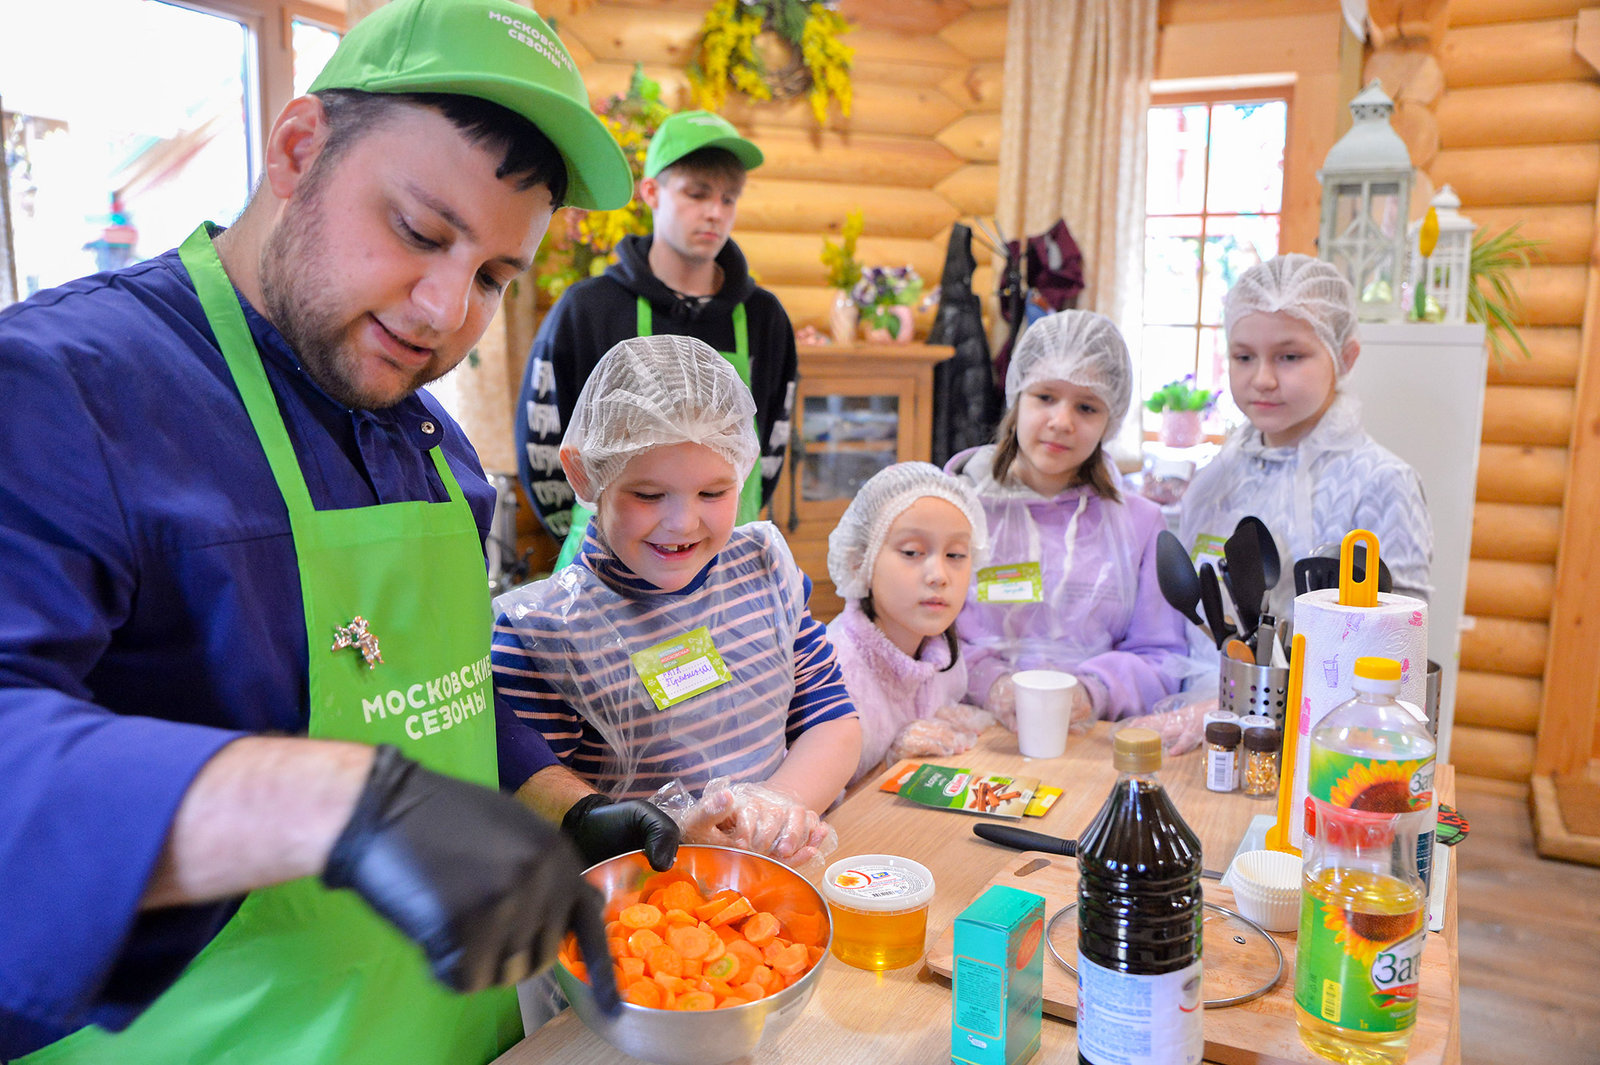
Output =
[{"x1": 924, "y1": 851, "x2": 1453, "y2": 1065}]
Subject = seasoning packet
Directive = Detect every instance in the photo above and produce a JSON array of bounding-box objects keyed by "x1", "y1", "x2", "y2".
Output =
[{"x1": 879, "y1": 761, "x2": 1053, "y2": 820}]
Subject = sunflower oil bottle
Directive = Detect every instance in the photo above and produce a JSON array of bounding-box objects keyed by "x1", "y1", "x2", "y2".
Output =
[
  {"x1": 1295, "y1": 657, "x2": 1435, "y2": 1064},
  {"x1": 1076, "y1": 727, "x2": 1204, "y2": 1065}
]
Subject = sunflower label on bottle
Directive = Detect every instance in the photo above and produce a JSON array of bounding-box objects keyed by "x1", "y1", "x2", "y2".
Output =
[{"x1": 1294, "y1": 657, "x2": 1434, "y2": 1065}]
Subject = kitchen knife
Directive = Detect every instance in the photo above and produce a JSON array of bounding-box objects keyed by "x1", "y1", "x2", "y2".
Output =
[{"x1": 973, "y1": 822, "x2": 1076, "y2": 856}]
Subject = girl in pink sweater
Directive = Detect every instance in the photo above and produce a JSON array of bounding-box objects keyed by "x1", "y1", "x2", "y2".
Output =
[{"x1": 825, "y1": 463, "x2": 996, "y2": 785}]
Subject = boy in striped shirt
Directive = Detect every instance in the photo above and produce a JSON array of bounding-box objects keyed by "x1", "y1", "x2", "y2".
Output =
[{"x1": 492, "y1": 335, "x2": 860, "y2": 866}]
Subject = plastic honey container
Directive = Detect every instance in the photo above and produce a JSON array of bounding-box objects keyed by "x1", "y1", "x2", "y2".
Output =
[{"x1": 821, "y1": 853, "x2": 936, "y2": 971}]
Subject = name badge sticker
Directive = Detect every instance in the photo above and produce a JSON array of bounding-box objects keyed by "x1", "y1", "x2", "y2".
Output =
[
  {"x1": 976, "y1": 561, "x2": 1044, "y2": 604},
  {"x1": 631, "y1": 626, "x2": 732, "y2": 710}
]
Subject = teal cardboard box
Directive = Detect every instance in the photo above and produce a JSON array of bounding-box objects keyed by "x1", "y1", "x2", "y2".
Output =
[{"x1": 951, "y1": 885, "x2": 1044, "y2": 1065}]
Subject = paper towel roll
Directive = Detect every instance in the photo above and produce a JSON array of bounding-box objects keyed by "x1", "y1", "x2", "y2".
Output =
[{"x1": 1288, "y1": 589, "x2": 1428, "y2": 850}]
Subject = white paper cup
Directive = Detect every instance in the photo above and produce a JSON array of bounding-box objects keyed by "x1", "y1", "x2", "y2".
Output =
[{"x1": 1012, "y1": 669, "x2": 1078, "y2": 759}]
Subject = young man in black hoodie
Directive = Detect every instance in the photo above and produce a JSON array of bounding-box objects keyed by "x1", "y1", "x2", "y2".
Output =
[{"x1": 515, "y1": 110, "x2": 797, "y2": 564}]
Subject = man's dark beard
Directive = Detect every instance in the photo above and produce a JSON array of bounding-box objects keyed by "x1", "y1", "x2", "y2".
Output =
[{"x1": 258, "y1": 178, "x2": 418, "y2": 411}]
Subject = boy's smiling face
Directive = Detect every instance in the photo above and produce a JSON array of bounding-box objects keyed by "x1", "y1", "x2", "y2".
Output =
[
  {"x1": 596, "y1": 442, "x2": 740, "y2": 591},
  {"x1": 1227, "y1": 310, "x2": 1345, "y2": 448}
]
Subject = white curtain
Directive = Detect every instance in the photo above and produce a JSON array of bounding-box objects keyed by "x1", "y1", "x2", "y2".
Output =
[{"x1": 997, "y1": 0, "x2": 1157, "y2": 354}]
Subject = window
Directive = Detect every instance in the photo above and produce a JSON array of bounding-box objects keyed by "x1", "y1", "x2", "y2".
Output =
[
  {"x1": 1140, "y1": 92, "x2": 1288, "y2": 437},
  {"x1": 0, "y1": 1, "x2": 340, "y2": 299}
]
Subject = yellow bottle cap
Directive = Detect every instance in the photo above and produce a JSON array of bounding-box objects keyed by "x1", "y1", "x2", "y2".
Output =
[{"x1": 1354, "y1": 656, "x2": 1402, "y2": 682}]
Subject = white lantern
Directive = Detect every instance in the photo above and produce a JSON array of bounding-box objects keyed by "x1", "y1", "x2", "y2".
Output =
[
  {"x1": 1407, "y1": 185, "x2": 1475, "y2": 324},
  {"x1": 1317, "y1": 80, "x2": 1414, "y2": 322}
]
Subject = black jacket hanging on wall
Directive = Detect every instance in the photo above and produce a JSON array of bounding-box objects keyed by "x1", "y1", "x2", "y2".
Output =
[{"x1": 927, "y1": 223, "x2": 1002, "y2": 467}]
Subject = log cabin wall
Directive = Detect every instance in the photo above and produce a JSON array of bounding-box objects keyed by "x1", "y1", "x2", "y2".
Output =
[
  {"x1": 1397, "y1": 0, "x2": 1596, "y2": 789},
  {"x1": 548, "y1": 0, "x2": 1007, "y2": 339}
]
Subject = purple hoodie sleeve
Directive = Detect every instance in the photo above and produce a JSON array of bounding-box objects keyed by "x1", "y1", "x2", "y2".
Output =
[{"x1": 1073, "y1": 501, "x2": 1190, "y2": 720}]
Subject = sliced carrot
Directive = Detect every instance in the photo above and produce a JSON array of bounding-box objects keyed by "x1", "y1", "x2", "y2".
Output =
[
  {"x1": 712, "y1": 924, "x2": 742, "y2": 945},
  {"x1": 605, "y1": 920, "x2": 625, "y2": 940},
  {"x1": 698, "y1": 977, "x2": 735, "y2": 1000},
  {"x1": 617, "y1": 956, "x2": 646, "y2": 984},
  {"x1": 700, "y1": 932, "x2": 726, "y2": 964},
  {"x1": 627, "y1": 928, "x2": 664, "y2": 958},
  {"x1": 681, "y1": 958, "x2": 702, "y2": 978},
  {"x1": 718, "y1": 995, "x2": 752, "y2": 1008},
  {"x1": 663, "y1": 908, "x2": 698, "y2": 927},
  {"x1": 703, "y1": 953, "x2": 739, "y2": 982},
  {"x1": 645, "y1": 888, "x2": 670, "y2": 910},
  {"x1": 694, "y1": 889, "x2": 743, "y2": 921},
  {"x1": 726, "y1": 940, "x2": 763, "y2": 984},
  {"x1": 665, "y1": 924, "x2": 714, "y2": 960},
  {"x1": 708, "y1": 896, "x2": 755, "y2": 928},
  {"x1": 782, "y1": 910, "x2": 824, "y2": 947},
  {"x1": 735, "y1": 980, "x2": 766, "y2": 1002},
  {"x1": 806, "y1": 945, "x2": 824, "y2": 965},
  {"x1": 624, "y1": 979, "x2": 663, "y2": 1008},
  {"x1": 607, "y1": 889, "x2": 642, "y2": 922},
  {"x1": 755, "y1": 964, "x2": 783, "y2": 995},
  {"x1": 770, "y1": 941, "x2": 809, "y2": 978},
  {"x1": 638, "y1": 869, "x2": 695, "y2": 899},
  {"x1": 620, "y1": 903, "x2": 664, "y2": 931},
  {"x1": 675, "y1": 990, "x2": 717, "y2": 1011},
  {"x1": 661, "y1": 879, "x2": 707, "y2": 913},
  {"x1": 652, "y1": 972, "x2": 690, "y2": 995},
  {"x1": 608, "y1": 936, "x2": 629, "y2": 961},
  {"x1": 645, "y1": 944, "x2": 684, "y2": 978},
  {"x1": 741, "y1": 911, "x2": 780, "y2": 946},
  {"x1": 566, "y1": 959, "x2": 588, "y2": 982}
]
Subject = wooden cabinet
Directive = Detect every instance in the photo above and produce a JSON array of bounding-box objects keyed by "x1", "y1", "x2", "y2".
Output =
[{"x1": 770, "y1": 342, "x2": 951, "y2": 621}]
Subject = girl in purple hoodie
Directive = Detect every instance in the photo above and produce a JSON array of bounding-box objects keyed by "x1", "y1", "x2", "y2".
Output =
[
  {"x1": 826, "y1": 463, "x2": 997, "y2": 785},
  {"x1": 945, "y1": 310, "x2": 1189, "y2": 728}
]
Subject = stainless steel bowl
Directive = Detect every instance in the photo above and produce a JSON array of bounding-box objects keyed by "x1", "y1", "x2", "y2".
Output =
[{"x1": 553, "y1": 845, "x2": 832, "y2": 1065}]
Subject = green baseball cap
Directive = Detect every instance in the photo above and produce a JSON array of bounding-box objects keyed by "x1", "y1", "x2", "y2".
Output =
[
  {"x1": 307, "y1": 0, "x2": 631, "y2": 210},
  {"x1": 643, "y1": 110, "x2": 764, "y2": 179}
]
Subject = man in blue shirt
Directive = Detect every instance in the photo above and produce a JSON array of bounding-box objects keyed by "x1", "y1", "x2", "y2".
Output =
[{"x1": 0, "y1": 2, "x2": 675, "y2": 1061}]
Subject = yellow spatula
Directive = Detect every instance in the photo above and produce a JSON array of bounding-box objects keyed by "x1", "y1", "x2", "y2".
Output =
[
  {"x1": 1338, "y1": 528, "x2": 1381, "y2": 608},
  {"x1": 1265, "y1": 632, "x2": 1305, "y2": 855}
]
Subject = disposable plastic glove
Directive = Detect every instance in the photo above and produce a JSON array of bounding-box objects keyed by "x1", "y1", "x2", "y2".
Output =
[
  {"x1": 888, "y1": 717, "x2": 979, "y2": 763},
  {"x1": 934, "y1": 703, "x2": 997, "y2": 734},
  {"x1": 653, "y1": 777, "x2": 838, "y2": 868},
  {"x1": 322, "y1": 745, "x2": 618, "y2": 1013},
  {"x1": 1067, "y1": 677, "x2": 1096, "y2": 735},
  {"x1": 1118, "y1": 696, "x2": 1215, "y2": 757},
  {"x1": 562, "y1": 794, "x2": 681, "y2": 871},
  {"x1": 985, "y1": 673, "x2": 1017, "y2": 731}
]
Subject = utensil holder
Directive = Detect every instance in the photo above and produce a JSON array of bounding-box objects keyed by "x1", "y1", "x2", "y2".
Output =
[{"x1": 1218, "y1": 655, "x2": 1290, "y2": 728}]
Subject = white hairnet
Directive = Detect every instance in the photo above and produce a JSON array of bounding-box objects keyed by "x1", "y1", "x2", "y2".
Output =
[
  {"x1": 1003, "y1": 310, "x2": 1134, "y2": 440},
  {"x1": 561, "y1": 335, "x2": 759, "y2": 507},
  {"x1": 827, "y1": 462, "x2": 989, "y2": 600},
  {"x1": 1223, "y1": 254, "x2": 1358, "y2": 375}
]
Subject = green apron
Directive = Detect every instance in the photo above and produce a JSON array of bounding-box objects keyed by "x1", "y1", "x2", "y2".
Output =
[
  {"x1": 554, "y1": 298, "x2": 763, "y2": 569},
  {"x1": 20, "y1": 224, "x2": 522, "y2": 1065}
]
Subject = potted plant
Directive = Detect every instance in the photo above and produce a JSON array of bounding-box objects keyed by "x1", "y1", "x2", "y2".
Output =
[
  {"x1": 820, "y1": 210, "x2": 864, "y2": 343},
  {"x1": 852, "y1": 264, "x2": 923, "y2": 343},
  {"x1": 1144, "y1": 376, "x2": 1216, "y2": 447}
]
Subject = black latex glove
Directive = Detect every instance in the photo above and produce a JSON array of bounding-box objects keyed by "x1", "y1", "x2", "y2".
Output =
[
  {"x1": 322, "y1": 745, "x2": 618, "y2": 1013},
  {"x1": 563, "y1": 794, "x2": 681, "y2": 871}
]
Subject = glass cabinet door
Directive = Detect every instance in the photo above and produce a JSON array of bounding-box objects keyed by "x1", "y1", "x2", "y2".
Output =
[{"x1": 799, "y1": 394, "x2": 900, "y2": 503}]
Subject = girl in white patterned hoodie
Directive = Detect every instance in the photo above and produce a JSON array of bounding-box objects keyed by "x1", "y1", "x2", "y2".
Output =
[
  {"x1": 825, "y1": 463, "x2": 996, "y2": 786},
  {"x1": 1178, "y1": 254, "x2": 1433, "y2": 634}
]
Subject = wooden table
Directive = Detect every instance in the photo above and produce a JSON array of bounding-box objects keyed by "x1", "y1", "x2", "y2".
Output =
[{"x1": 494, "y1": 724, "x2": 1459, "y2": 1064}]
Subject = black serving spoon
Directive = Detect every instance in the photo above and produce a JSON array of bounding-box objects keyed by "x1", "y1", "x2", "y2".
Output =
[
  {"x1": 1198, "y1": 561, "x2": 1232, "y2": 649},
  {"x1": 1155, "y1": 530, "x2": 1207, "y2": 632}
]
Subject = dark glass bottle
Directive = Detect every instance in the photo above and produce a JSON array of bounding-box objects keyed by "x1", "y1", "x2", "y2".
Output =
[{"x1": 1076, "y1": 727, "x2": 1205, "y2": 1065}]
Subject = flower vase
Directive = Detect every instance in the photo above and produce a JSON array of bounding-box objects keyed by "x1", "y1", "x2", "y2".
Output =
[
  {"x1": 830, "y1": 292, "x2": 859, "y2": 344},
  {"x1": 1159, "y1": 409, "x2": 1203, "y2": 448},
  {"x1": 888, "y1": 304, "x2": 915, "y2": 343}
]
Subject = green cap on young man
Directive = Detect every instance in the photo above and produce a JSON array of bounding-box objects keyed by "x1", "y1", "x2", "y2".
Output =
[
  {"x1": 643, "y1": 110, "x2": 764, "y2": 179},
  {"x1": 308, "y1": 0, "x2": 632, "y2": 210}
]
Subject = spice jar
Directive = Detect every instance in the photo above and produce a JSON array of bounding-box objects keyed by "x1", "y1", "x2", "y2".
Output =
[
  {"x1": 1204, "y1": 720, "x2": 1242, "y2": 793},
  {"x1": 1242, "y1": 726, "x2": 1282, "y2": 797}
]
